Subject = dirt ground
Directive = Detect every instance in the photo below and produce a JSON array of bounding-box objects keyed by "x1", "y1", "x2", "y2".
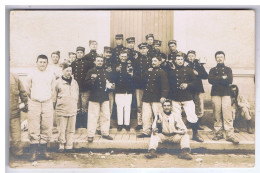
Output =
[{"x1": 9, "y1": 151, "x2": 255, "y2": 168}]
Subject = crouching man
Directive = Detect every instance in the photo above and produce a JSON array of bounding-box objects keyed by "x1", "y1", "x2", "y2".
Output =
[{"x1": 145, "y1": 99, "x2": 192, "y2": 160}]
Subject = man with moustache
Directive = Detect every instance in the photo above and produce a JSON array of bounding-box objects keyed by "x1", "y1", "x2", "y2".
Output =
[{"x1": 137, "y1": 55, "x2": 169, "y2": 138}]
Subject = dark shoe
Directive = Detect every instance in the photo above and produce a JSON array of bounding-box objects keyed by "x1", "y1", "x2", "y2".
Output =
[
  {"x1": 96, "y1": 130, "x2": 101, "y2": 135},
  {"x1": 178, "y1": 148, "x2": 192, "y2": 160},
  {"x1": 135, "y1": 125, "x2": 142, "y2": 131},
  {"x1": 137, "y1": 133, "x2": 150, "y2": 138},
  {"x1": 247, "y1": 120, "x2": 254, "y2": 134},
  {"x1": 226, "y1": 137, "x2": 239, "y2": 145},
  {"x1": 117, "y1": 125, "x2": 123, "y2": 131},
  {"x1": 39, "y1": 144, "x2": 53, "y2": 160},
  {"x1": 197, "y1": 117, "x2": 204, "y2": 130},
  {"x1": 58, "y1": 143, "x2": 64, "y2": 153},
  {"x1": 192, "y1": 133, "x2": 204, "y2": 142},
  {"x1": 125, "y1": 125, "x2": 130, "y2": 131},
  {"x1": 88, "y1": 137, "x2": 94, "y2": 143},
  {"x1": 29, "y1": 144, "x2": 38, "y2": 162},
  {"x1": 102, "y1": 135, "x2": 113, "y2": 140},
  {"x1": 234, "y1": 127, "x2": 240, "y2": 133},
  {"x1": 212, "y1": 134, "x2": 224, "y2": 141},
  {"x1": 145, "y1": 149, "x2": 157, "y2": 159}
]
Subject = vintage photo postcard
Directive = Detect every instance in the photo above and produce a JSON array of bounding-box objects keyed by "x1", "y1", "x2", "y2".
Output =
[{"x1": 8, "y1": 9, "x2": 255, "y2": 168}]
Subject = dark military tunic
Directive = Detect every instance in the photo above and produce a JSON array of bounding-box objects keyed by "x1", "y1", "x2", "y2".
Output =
[
  {"x1": 71, "y1": 58, "x2": 88, "y2": 92},
  {"x1": 85, "y1": 67, "x2": 110, "y2": 102},
  {"x1": 127, "y1": 48, "x2": 139, "y2": 63},
  {"x1": 208, "y1": 63, "x2": 233, "y2": 96},
  {"x1": 168, "y1": 65, "x2": 196, "y2": 102},
  {"x1": 147, "y1": 44, "x2": 156, "y2": 57},
  {"x1": 114, "y1": 62, "x2": 134, "y2": 94},
  {"x1": 186, "y1": 59, "x2": 208, "y2": 93},
  {"x1": 85, "y1": 50, "x2": 97, "y2": 72},
  {"x1": 112, "y1": 45, "x2": 126, "y2": 65},
  {"x1": 133, "y1": 54, "x2": 152, "y2": 89},
  {"x1": 142, "y1": 67, "x2": 169, "y2": 102}
]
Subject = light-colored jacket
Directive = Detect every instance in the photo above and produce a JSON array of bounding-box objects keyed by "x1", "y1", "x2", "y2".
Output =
[
  {"x1": 53, "y1": 77, "x2": 79, "y2": 116},
  {"x1": 152, "y1": 112, "x2": 187, "y2": 134}
]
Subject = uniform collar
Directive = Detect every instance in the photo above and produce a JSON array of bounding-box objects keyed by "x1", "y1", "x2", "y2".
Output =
[{"x1": 217, "y1": 63, "x2": 225, "y2": 67}]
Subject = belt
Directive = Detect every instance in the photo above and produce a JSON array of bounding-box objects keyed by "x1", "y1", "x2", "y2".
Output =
[{"x1": 31, "y1": 98, "x2": 52, "y2": 103}]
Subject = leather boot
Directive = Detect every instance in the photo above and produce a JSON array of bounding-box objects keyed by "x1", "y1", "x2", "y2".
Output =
[
  {"x1": 191, "y1": 122, "x2": 204, "y2": 142},
  {"x1": 247, "y1": 120, "x2": 254, "y2": 134},
  {"x1": 178, "y1": 148, "x2": 192, "y2": 160},
  {"x1": 39, "y1": 144, "x2": 53, "y2": 160},
  {"x1": 197, "y1": 117, "x2": 204, "y2": 130},
  {"x1": 29, "y1": 144, "x2": 38, "y2": 162},
  {"x1": 145, "y1": 149, "x2": 157, "y2": 159}
]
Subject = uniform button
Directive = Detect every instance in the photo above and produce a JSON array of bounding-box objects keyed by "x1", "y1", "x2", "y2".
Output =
[
  {"x1": 177, "y1": 79, "x2": 179, "y2": 80},
  {"x1": 177, "y1": 82, "x2": 179, "y2": 85}
]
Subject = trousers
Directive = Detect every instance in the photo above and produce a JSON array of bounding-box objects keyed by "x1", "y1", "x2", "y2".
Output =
[
  {"x1": 57, "y1": 115, "x2": 76, "y2": 149},
  {"x1": 149, "y1": 133, "x2": 190, "y2": 151},
  {"x1": 27, "y1": 99, "x2": 53, "y2": 144},
  {"x1": 142, "y1": 102, "x2": 162, "y2": 135},
  {"x1": 136, "y1": 89, "x2": 144, "y2": 125},
  {"x1": 212, "y1": 96, "x2": 234, "y2": 137},
  {"x1": 115, "y1": 93, "x2": 132, "y2": 125},
  {"x1": 87, "y1": 101, "x2": 110, "y2": 137},
  {"x1": 172, "y1": 100, "x2": 198, "y2": 123}
]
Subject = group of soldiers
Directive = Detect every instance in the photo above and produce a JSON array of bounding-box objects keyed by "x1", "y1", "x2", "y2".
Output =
[{"x1": 9, "y1": 33, "x2": 254, "y2": 162}]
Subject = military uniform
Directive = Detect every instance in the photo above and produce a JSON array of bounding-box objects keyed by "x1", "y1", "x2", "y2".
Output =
[
  {"x1": 186, "y1": 51, "x2": 208, "y2": 118},
  {"x1": 141, "y1": 66, "x2": 169, "y2": 136},
  {"x1": 134, "y1": 43, "x2": 152, "y2": 126},
  {"x1": 126, "y1": 37, "x2": 139, "y2": 63},
  {"x1": 208, "y1": 63, "x2": 234, "y2": 138},
  {"x1": 112, "y1": 34, "x2": 126, "y2": 65},
  {"x1": 168, "y1": 57, "x2": 204, "y2": 142},
  {"x1": 71, "y1": 46, "x2": 90, "y2": 129},
  {"x1": 85, "y1": 66, "x2": 111, "y2": 139},
  {"x1": 114, "y1": 60, "x2": 134, "y2": 128},
  {"x1": 146, "y1": 34, "x2": 156, "y2": 57}
]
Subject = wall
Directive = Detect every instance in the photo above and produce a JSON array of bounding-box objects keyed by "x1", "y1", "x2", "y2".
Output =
[
  {"x1": 10, "y1": 10, "x2": 110, "y2": 69},
  {"x1": 174, "y1": 10, "x2": 255, "y2": 104},
  {"x1": 110, "y1": 10, "x2": 173, "y2": 54}
]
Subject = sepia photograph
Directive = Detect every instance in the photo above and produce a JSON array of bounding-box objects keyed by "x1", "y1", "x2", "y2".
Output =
[{"x1": 8, "y1": 9, "x2": 255, "y2": 169}]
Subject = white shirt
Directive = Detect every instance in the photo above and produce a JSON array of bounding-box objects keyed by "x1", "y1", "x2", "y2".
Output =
[
  {"x1": 48, "y1": 64, "x2": 63, "y2": 79},
  {"x1": 27, "y1": 68, "x2": 55, "y2": 102}
]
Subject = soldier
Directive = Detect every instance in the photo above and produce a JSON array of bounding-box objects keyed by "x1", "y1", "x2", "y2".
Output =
[
  {"x1": 168, "y1": 53, "x2": 204, "y2": 143},
  {"x1": 26, "y1": 54, "x2": 56, "y2": 161},
  {"x1": 71, "y1": 46, "x2": 89, "y2": 129},
  {"x1": 9, "y1": 72, "x2": 28, "y2": 158},
  {"x1": 85, "y1": 40, "x2": 98, "y2": 71},
  {"x1": 186, "y1": 50, "x2": 208, "y2": 129},
  {"x1": 145, "y1": 99, "x2": 192, "y2": 160},
  {"x1": 167, "y1": 40, "x2": 187, "y2": 68},
  {"x1": 96, "y1": 47, "x2": 115, "y2": 135},
  {"x1": 208, "y1": 51, "x2": 239, "y2": 144},
  {"x1": 112, "y1": 34, "x2": 126, "y2": 65},
  {"x1": 137, "y1": 55, "x2": 169, "y2": 138},
  {"x1": 153, "y1": 40, "x2": 168, "y2": 71},
  {"x1": 126, "y1": 37, "x2": 139, "y2": 63},
  {"x1": 114, "y1": 50, "x2": 135, "y2": 131},
  {"x1": 49, "y1": 51, "x2": 63, "y2": 79},
  {"x1": 134, "y1": 43, "x2": 152, "y2": 131},
  {"x1": 85, "y1": 55, "x2": 114, "y2": 142},
  {"x1": 145, "y1": 34, "x2": 156, "y2": 57},
  {"x1": 68, "y1": 52, "x2": 77, "y2": 65},
  {"x1": 53, "y1": 63, "x2": 79, "y2": 152}
]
